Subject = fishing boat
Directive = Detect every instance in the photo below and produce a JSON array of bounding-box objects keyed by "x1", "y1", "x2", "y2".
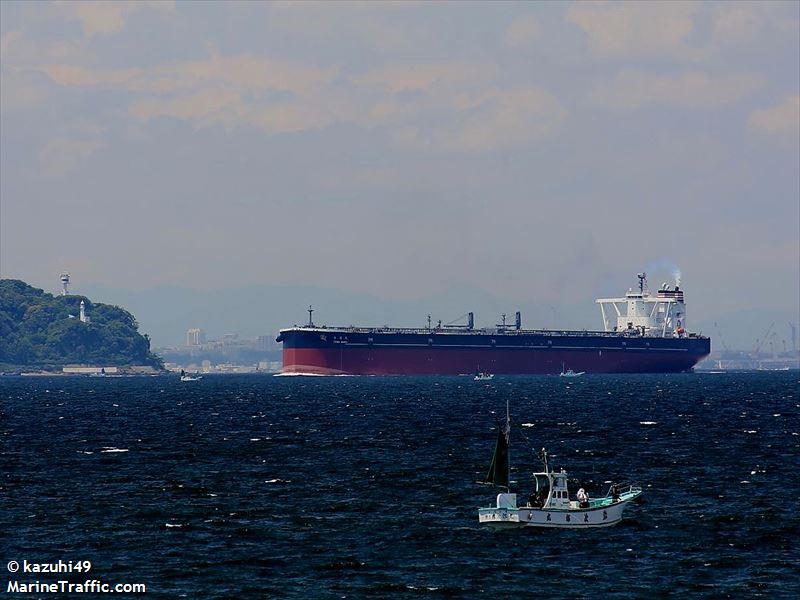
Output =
[
  {"x1": 180, "y1": 369, "x2": 202, "y2": 382},
  {"x1": 478, "y1": 403, "x2": 642, "y2": 529},
  {"x1": 559, "y1": 363, "x2": 584, "y2": 378},
  {"x1": 474, "y1": 372, "x2": 494, "y2": 381}
]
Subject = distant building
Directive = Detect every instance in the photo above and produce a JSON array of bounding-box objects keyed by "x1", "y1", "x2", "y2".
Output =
[
  {"x1": 186, "y1": 328, "x2": 205, "y2": 346},
  {"x1": 222, "y1": 333, "x2": 239, "y2": 345},
  {"x1": 256, "y1": 335, "x2": 275, "y2": 351},
  {"x1": 201, "y1": 359, "x2": 212, "y2": 373}
]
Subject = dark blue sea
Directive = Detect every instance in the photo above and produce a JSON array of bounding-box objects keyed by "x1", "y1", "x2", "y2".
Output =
[{"x1": 2, "y1": 373, "x2": 798, "y2": 598}]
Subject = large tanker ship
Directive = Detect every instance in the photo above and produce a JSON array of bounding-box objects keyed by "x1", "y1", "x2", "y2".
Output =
[{"x1": 276, "y1": 273, "x2": 711, "y2": 375}]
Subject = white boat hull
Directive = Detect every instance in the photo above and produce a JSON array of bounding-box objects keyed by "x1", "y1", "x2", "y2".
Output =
[{"x1": 479, "y1": 491, "x2": 640, "y2": 529}]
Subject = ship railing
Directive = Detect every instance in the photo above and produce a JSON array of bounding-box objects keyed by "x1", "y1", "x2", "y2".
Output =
[{"x1": 598, "y1": 483, "x2": 641, "y2": 498}]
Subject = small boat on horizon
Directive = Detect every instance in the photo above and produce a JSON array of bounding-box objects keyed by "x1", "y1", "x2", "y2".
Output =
[
  {"x1": 478, "y1": 402, "x2": 642, "y2": 529},
  {"x1": 180, "y1": 369, "x2": 202, "y2": 382},
  {"x1": 559, "y1": 363, "x2": 584, "y2": 378},
  {"x1": 474, "y1": 372, "x2": 494, "y2": 381}
]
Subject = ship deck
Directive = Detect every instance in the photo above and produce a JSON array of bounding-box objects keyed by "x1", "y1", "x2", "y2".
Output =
[{"x1": 278, "y1": 325, "x2": 707, "y2": 340}]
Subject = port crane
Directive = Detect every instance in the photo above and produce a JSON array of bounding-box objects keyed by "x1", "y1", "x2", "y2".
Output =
[
  {"x1": 753, "y1": 322, "x2": 775, "y2": 356},
  {"x1": 713, "y1": 322, "x2": 731, "y2": 353}
]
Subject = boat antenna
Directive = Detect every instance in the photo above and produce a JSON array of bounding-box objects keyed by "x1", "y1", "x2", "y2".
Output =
[
  {"x1": 540, "y1": 447, "x2": 549, "y2": 473},
  {"x1": 307, "y1": 305, "x2": 315, "y2": 327}
]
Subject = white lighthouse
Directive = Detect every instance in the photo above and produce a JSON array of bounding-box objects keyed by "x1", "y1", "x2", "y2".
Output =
[{"x1": 79, "y1": 300, "x2": 90, "y2": 323}]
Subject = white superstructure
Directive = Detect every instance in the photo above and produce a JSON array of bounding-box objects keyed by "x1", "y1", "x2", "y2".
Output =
[{"x1": 596, "y1": 273, "x2": 687, "y2": 338}]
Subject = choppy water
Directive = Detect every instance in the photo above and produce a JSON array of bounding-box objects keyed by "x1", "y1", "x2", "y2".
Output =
[{"x1": 2, "y1": 373, "x2": 798, "y2": 598}]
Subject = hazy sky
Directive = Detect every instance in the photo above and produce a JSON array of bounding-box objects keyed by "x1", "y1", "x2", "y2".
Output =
[{"x1": 1, "y1": 1, "x2": 798, "y2": 323}]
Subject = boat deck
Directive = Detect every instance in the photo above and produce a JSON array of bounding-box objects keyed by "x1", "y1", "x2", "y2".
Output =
[{"x1": 518, "y1": 487, "x2": 642, "y2": 512}]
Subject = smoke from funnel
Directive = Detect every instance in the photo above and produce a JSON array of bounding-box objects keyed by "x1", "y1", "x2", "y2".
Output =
[{"x1": 645, "y1": 259, "x2": 682, "y2": 288}]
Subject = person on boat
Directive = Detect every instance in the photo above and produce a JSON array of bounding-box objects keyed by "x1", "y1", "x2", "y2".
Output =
[
  {"x1": 528, "y1": 488, "x2": 546, "y2": 508},
  {"x1": 576, "y1": 487, "x2": 589, "y2": 508},
  {"x1": 611, "y1": 484, "x2": 620, "y2": 502}
]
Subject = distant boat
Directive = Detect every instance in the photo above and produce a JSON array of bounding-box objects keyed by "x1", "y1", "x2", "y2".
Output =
[
  {"x1": 180, "y1": 369, "x2": 202, "y2": 382},
  {"x1": 479, "y1": 402, "x2": 642, "y2": 529},
  {"x1": 474, "y1": 372, "x2": 494, "y2": 381},
  {"x1": 559, "y1": 363, "x2": 584, "y2": 378}
]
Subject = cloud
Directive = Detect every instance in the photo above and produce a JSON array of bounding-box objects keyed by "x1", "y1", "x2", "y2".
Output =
[
  {"x1": 354, "y1": 62, "x2": 496, "y2": 93},
  {"x1": 129, "y1": 87, "x2": 341, "y2": 134},
  {"x1": 711, "y1": 2, "x2": 800, "y2": 46},
  {"x1": 589, "y1": 69, "x2": 762, "y2": 108},
  {"x1": 0, "y1": 68, "x2": 50, "y2": 112},
  {"x1": 353, "y1": 61, "x2": 566, "y2": 151},
  {"x1": 453, "y1": 88, "x2": 567, "y2": 151},
  {"x1": 42, "y1": 54, "x2": 338, "y2": 95},
  {"x1": 566, "y1": 1, "x2": 697, "y2": 58},
  {"x1": 711, "y1": 4, "x2": 764, "y2": 43},
  {"x1": 393, "y1": 87, "x2": 567, "y2": 152},
  {"x1": 38, "y1": 137, "x2": 104, "y2": 176},
  {"x1": 1, "y1": 31, "x2": 23, "y2": 55},
  {"x1": 748, "y1": 95, "x2": 800, "y2": 136},
  {"x1": 130, "y1": 88, "x2": 246, "y2": 126},
  {"x1": 0, "y1": 29, "x2": 90, "y2": 67},
  {"x1": 503, "y1": 15, "x2": 540, "y2": 47},
  {"x1": 40, "y1": 51, "x2": 565, "y2": 149},
  {"x1": 58, "y1": 1, "x2": 175, "y2": 38},
  {"x1": 265, "y1": 1, "x2": 432, "y2": 53},
  {"x1": 36, "y1": 54, "x2": 342, "y2": 134}
]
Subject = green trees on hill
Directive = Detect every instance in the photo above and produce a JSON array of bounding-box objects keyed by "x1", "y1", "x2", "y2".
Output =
[{"x1": 0, "y1": 279, "x2": 162, "y2": 369}]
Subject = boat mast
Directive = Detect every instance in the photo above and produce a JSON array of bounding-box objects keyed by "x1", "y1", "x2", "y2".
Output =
[{"x1": 506, "y1": 398, "x2": 510, "y2": 491}]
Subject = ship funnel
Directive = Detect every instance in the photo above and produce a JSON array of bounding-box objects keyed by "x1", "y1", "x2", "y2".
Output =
[
  {"x1": 515, "y1": 311, "x2": 521, "y2": 330},
  {"x1": 467, "y1": 312, "x2": 474, "y2": 330}
]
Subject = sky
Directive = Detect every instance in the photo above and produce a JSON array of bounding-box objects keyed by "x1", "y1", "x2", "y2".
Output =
[{"x1": 1, "y1": 1, "x2": 798, "y2": 334}]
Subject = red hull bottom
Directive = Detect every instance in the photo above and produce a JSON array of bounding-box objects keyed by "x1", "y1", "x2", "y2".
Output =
[{"x1": 282, "y1": 347, "x2": 703, "y2": 375}]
